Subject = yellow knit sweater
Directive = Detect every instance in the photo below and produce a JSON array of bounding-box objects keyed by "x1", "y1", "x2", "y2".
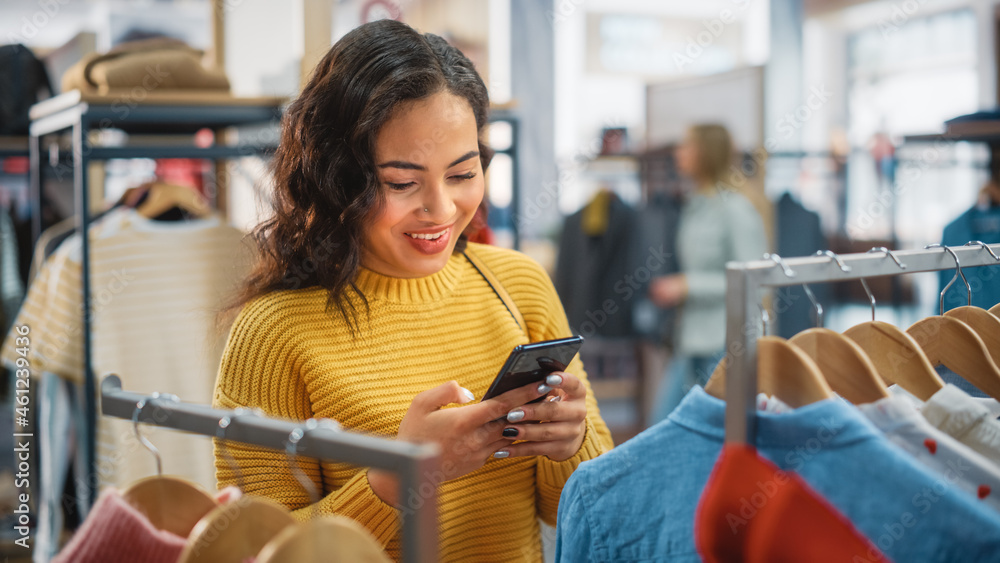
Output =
[{"x1": 213, "y1": 243, "x2": 614, "y2": 562}]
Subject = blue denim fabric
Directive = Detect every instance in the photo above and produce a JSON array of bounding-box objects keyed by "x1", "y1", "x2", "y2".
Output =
[{"x1": 556, "y1": 386, "x2": 1000, "y2": 563}]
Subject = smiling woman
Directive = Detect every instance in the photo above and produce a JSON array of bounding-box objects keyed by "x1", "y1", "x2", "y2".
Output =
[
  {"x1": 212, "y1": 18, "x2": 612, "y2": 563},
  {"x1": 364, "y1": 92, "x2": 485, "y2": 278}
]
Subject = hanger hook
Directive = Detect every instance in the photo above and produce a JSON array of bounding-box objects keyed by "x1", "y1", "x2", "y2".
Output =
[
  {"x1": 286, "y1": 418, "x2": 341, "y2": 509},
  {"x1": 859, "y1": 278, "x2": 877, "y2": 322},
  {"x1": 926, "y1": 244, "x2": 969, "y2": 313},
  {"x1": 131, "y1": 392, "x2": 180, "y2": 477},
  {"x1": 964, "y1": 240, "x2": 1000, "y2": 262},
  {"x1": 815, "y1": 250, "x2": 852, "y2": 273},
  {"x1": 802, "y1": 284, "x2": 824, "y2": 328},
  {"x1": 763, "y1": 253, "x2": 795, "y2": 277},
  {"x1": 216, "y1": 407, "x2": 258, "y2": 492},
  {"x1": 132, "y1": 395, "x2": 163, "y2": 476},
  {"x1": 758, "y1": 303, "x2": 772, "y2": 336},
  {"x1": 867, "y1": 247, "x2": 907, "y2": 270}
]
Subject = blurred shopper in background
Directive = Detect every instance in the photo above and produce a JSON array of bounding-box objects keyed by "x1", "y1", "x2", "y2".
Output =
[{"x1": 648, "y1": 124, "x2": 766, "y2": 421}]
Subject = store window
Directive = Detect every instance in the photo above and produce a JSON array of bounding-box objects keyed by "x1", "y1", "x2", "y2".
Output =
[{"x1": 844, "y1": 8, "x2": 982, "y2": 247}]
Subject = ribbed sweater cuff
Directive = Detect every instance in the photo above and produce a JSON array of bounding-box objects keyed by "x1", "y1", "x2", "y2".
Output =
[
  {"x1": 536, "y1": 418, "x2": 606, "y2": 490},
  {"x1": 292, "y1": 469, "x2": 400, "y2": 546}
]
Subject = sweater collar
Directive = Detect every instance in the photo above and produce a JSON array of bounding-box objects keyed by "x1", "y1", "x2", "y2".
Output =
[{"x1": 354, "y1": 250, "x2": 466, "y2": 304}]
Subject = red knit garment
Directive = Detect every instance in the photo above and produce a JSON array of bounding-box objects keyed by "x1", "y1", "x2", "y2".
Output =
[
  {"x1": 52, "y1": 488, "x2": 186, "y2": 563},
  {"x1": 695, "y1": 444, "x2": 890, "y2": 563}
]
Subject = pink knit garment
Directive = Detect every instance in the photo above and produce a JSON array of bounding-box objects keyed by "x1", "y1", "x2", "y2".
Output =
[{"x1": 52, "y1": 488, "x2": 187, "y2": 563}]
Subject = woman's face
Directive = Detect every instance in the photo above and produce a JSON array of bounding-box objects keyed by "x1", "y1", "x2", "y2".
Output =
[
  {"x1": 675, "y1": 135, "x2": 699, "y2": 179},
  {"x1": 362, "y1": 90, "x2": 485, "y2": 278}
]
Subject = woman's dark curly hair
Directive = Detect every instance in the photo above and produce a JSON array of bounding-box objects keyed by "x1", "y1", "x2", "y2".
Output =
[{"x1": 225, "y1": 19, "x2": 492, "y2": 329}]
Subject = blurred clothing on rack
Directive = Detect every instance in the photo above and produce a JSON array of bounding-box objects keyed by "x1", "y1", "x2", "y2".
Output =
[
  {"x1": 939, "y1": 200, "x2": 1000, "y2": 311},
  {"x1": 774, "y1": 192, "x2": 829, "y2": 338},
  {"x1": 631, "y1": 192, "x2": 682, "y2": 343},
  {"x1": 557, "y1": 386, "x2": 1000, "y2": 562},
  {"x1": 555, "y1": 190, "x2": 643, "y2": 338},
  {"x1": 0, "y1": 209, "x2": 23, "y2": 335},
  {"x1": 0, "y1": 207, "x2": 253, "y2": 492},
  {"x1": 34, "y1": 372, "x2": 87, "y2": 562}
]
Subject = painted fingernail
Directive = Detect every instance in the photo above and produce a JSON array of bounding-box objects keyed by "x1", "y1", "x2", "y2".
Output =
[
  {"x1": 493, "y1": 450, "x2": 510, "y2": 459},
  {"x1": 545, "y1": 374, "x2": 563, "y2": 387},
  {"x1": 460, "y1": 387, "x2": 475, "y2": 403},
  {"x1": 537, "y1": 383, "x2": 552, "y2": 394},
  {"x1": 547, "y1": 395, "x2": 562, "y2": 403},
  {"x1": 502, "y1": 427, "x2": 519, "y2": 438},
  {"x1": 507, "y1": 409, "x2": 525, "y2": 423}
]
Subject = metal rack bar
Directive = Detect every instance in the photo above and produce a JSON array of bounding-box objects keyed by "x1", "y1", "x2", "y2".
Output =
[
  {"x1": 101, "y1": 375, "x2": 440, "y2": 563},
  {"x1": 724, "y1": 243, "x2": 1000, "y2": 444}
]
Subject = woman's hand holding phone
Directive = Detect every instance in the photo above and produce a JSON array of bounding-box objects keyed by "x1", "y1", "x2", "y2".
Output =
[
  {"x1": 493, "y1": 371, "x2": 587, "y2": 462},
  {"x1": 368, "y1": 378, "x2": 564, "y2": 505}
]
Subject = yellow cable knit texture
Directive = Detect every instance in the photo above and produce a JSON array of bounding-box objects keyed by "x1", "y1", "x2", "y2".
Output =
[{"x1": 213, "y1": 243, "x2": 614, "y2": 562}]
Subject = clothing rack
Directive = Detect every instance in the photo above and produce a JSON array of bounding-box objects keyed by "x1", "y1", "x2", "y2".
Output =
[
  {"x1": 100, "y1": 374, "x2": 440, "y2": 563},
  {"x1": 28, "y1": 91, "x2": 283, "y2": 510},
  {"x1": 723, "y1": 243, "x2": 1000, "y2": 444}
]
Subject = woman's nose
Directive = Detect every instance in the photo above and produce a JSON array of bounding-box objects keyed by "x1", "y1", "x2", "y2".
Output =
[{"x1": 421, "y1": 182, "x2": 457, "y2": 221}]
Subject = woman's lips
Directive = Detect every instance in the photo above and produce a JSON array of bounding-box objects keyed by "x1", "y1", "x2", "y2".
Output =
[{"x1": 404, "y1": 225, "x2": 452, "y2": 255}]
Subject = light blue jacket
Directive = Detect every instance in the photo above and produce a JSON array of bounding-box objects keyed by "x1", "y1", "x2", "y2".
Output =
[{"x1": 556, "y1": 386, "x2": 1000, "y2": 562}]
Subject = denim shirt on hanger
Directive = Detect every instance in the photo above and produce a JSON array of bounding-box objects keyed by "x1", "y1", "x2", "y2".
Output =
[{"x1": 556, "y1": 386, "x2": 1000, "y2": 563}]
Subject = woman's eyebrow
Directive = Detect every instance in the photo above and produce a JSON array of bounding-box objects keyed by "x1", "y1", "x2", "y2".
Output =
[{"x1": 377, "y1": 150, "x2": 479, "y2": 170}]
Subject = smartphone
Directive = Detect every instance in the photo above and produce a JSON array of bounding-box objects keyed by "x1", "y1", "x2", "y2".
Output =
[{"x1": 481, "y1": 336, "x2": 584, "y2": 403}]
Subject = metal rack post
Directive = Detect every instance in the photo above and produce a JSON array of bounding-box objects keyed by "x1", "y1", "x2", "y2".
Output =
[
  {"x1": 724, "y1": 243, "x2": 1000, "y2": 444},
  {"x1": 101, "y1": 375, "x2": 440, "y2": 563}
]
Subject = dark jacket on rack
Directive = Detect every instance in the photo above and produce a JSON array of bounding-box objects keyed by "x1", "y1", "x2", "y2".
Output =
[
  {"x1": 774, "y1": 192, "x2": 829, "y2": 338},
  {"x1": 555, "y1": 191, "x2": 643, "y2": 338},
  {"x1": 631, "y1": 192, "x2": 682, "y2": 344}
]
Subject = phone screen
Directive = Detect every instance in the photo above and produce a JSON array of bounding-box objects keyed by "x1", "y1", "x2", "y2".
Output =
[{"x1": 481, "y1": 336, "x2": 584, "y2": 402}]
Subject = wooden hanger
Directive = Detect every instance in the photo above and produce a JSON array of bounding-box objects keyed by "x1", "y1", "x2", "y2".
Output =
[
  {"x1": 991, "y1": 303, "x2": 1000, "y2": 317},
  {"x1": 122, "y1": 399, "x2": 218, "y2": 537},
  {"x1": 134, "y1": 181, "x2": 211, "y2": 219},
  {"x1": 944, "y1": 306, "x2": 1000, "y2": 368},
  {"x1": 906, "y1": 245, "x2": 1000, "y2": 401},
  {"x1": 951, "y1": 243, "x2": 1000, "y2": 354},
  {"x1": 908, "y1": 313, "x2": 1000, "y2": 401},
  {"x1": 839, "y1": 249, "x2": 944, "y2": 401},
  {"x1": 844, "y1": 321, "x2": 943, "y2": 401},
  {"x1": 704, "y1": 336, "x2": 834, "y2": 408},
  {"x1": 790, "y1": 328, "x2": 889, "y2": 404},
  {"x1": 786, "y1": 278, "x2": 888, "y2": 404},
  {"x1": 121, "y1": 475, "x2": 218, "y2": 538},
  {"x1": 256, "y1": 515, "x2": 391, "y2": 563},
  {"x1": 178, "y1": 495, "x2": 295, "y2": 563}
]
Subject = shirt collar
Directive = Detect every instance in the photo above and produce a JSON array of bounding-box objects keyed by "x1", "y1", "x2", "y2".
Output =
[{"x1": 668, "y1": 385, "x2": 881, "y2": 448}]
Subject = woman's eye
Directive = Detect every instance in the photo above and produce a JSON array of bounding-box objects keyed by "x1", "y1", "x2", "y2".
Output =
[
  {"x1": 387, "y1": 182, "x2": 415, "y2": 191},
  {"x1": 452, "y1": 172, "x2": 477, "y2": 181}
]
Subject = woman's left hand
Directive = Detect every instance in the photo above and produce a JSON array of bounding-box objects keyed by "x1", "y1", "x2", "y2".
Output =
[{"x1": 497, "y1": 371, "x2": 587, "y2": 462}]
